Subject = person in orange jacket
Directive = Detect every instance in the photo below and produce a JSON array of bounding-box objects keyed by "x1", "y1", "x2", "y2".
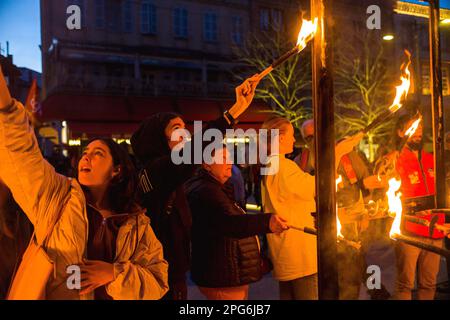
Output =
[{"x1": 393, "y1": 114, "x2": 446, "y2": 300}]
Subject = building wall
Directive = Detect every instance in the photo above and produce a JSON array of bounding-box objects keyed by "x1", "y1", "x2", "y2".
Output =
[{"x1": 40, "y1": 0, "x2": 303, "y2": 100}]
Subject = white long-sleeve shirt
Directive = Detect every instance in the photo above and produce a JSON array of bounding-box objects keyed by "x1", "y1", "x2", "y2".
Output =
[{"x1": 261, "y1": 154, "x2": 317, "y2": 281}]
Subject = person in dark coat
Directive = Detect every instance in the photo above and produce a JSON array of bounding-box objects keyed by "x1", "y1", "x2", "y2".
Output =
[
  {"x1": 185, "y1": 146, "x2": 288, "y2": 300},
  {"x1": 0, "y1": 179, "x2": 33, "y2": 299},
  {"x1": 130, "y1": 75, "x2": 261, "y2": 300}
]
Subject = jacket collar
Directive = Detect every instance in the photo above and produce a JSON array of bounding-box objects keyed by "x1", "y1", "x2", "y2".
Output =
[{"x1": 87, "y1": 204, "x2": 148, "y2": 227}]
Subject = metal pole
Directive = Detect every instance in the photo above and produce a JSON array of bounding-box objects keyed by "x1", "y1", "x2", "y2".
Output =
[
  {"x1": 311, "y1": 0, "x2": 339, "y2": 300},
  {"x1": 427, "y1": 0, "x2": 450, "y2": 285},
  {"x1": 414, "y1": 20, "x2": 422, "y2": 106},
  {"x1": 428, "y1": 0, "x2": 446, "y2": 209}
]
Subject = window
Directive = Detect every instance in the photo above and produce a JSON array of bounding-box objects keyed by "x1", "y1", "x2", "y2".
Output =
[
  {"x1": 232, "y1": 16, "x2": 243, "y2": 45},
  {"x1": 94, "y1": 0, "x2": 105, "y2": 29},
  {"x1": 174, "y1": 8, "x2": 188, "y2": 38},
  {"x1": 422, "y1": 65, "x2": 449, "y2": 96},
  {"x1": 110, "y1": 1, "x2": 121, "y2": 32},
  {"x1": 123, "y1": 0, "x2": 133, "y2": 33},
  {"x1": 204, "y1": 13, "x2": 217, "y2": 42},
  {"x1": 141, "y1": 1, "x2": 157, "y2": 34},
  {"x1": 175, "y1": 71, "x2": 190, "y2": 82},
  {"x1": 271, "y1": 9, "x2": 282, "y2": 31},
  {"x1": 260, "y1": 8, "x2": 269, "y2": 31}
]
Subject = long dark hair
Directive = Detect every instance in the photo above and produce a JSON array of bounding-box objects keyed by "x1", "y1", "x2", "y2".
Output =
[{"x1": 81, "y1": 138, "x2": 140, "y2": 214}]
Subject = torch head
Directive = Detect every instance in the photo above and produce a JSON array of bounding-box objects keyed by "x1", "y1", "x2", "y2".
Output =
[{"x1": 296, "y1": 18, "x2": 318, "y2": 50}]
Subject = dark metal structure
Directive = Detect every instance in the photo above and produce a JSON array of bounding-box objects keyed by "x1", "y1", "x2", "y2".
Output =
[
  {"x1": 311, "y1": 0, "x2": 339, "y2": 300},
  {"x1": 309, "y1": 0, "x2": 446, "y2": 300},
  {"x1": 427, "y1": 0, "x2": 450, "y2": 288},
  {"x1": 428, "y1": 0, "x2": 446, "y2": 209}
]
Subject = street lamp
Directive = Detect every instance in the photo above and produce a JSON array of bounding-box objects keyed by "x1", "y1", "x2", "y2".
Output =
[{"x1": 383, "y1": 34, "x2": 395, "y2": 41}]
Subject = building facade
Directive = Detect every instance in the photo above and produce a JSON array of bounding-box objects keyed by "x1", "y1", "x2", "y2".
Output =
[{"x1": 40, "y1": 0, "x2": 304, "y2": 140}]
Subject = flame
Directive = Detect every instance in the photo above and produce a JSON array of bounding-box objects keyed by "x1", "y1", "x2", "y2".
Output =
[
  {"x1": 389, "y1": 50, "x2": 412, "y2": 113},
  {"x1": 336, "y1": 175, "x2": 344, "y2": 238},
  {"x1": 296, "y1": 18, "x2": 318, "y2": 50},
  {"x1": 387, "y1": 178, "x2": 403, "y2": 238},
  {"x1": 404, "y1": 117, "x2": 421, "y2": 138}
]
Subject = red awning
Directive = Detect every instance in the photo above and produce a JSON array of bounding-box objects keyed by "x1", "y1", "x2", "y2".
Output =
[
  {"x1": 41, "y1": 94, "x2": 175, "y2": 122},
  {"x1": 67, "y1": 122, "x2": 140, "y2": 139},
  {"x1": 42, "y1": 93, "x2": 272, "y2": 137},
  {"x1": 176, "y1": 98, "x2": 223, "y2": 122}
]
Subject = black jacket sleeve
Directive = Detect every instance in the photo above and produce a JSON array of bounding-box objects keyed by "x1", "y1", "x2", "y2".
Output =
[{"x1": 197, "y1": 185, "x2": 272, "y2": 239}]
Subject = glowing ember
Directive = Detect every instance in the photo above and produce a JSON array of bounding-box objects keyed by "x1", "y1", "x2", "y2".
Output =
[
  {"x1": 387, "y1": 178, "x2": 403, "y2": 238},
  {"x1": 389, "y1": 50, "x2": 412, "y2": 113},
  {"x1": 336, "y1": 175, "x2": 344, "y2": 238},
  {"x1": 405, "y1": 117, "x2": 421, "y2": 138},
  {"x1": 296, "y1": 18, "x2": 318, "y2": 50}
]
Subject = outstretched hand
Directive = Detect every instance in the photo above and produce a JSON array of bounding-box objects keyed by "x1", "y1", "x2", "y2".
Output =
[
  {"x1": 0, "y1": 67, "x2": 13, "y2": 110},
  {"x1": 335, "y1": 132, "x2": 364, "y2": 167},
  {"x1": 228, "y1": 74, "x2": 261, "y2": 119}
]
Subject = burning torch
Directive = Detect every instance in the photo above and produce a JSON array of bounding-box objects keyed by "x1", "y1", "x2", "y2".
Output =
[
  {"x1": 256, "y1": 18, "x2": 318, "y2": 80},
  {"x1": 289, "y1": 175, "x2": 362, "y2": 250},
  {"x1": 387, "y1": 178, "x2": 450, "y2": 258},
  {"x1": 363, "y1": 50, "x2": 412, "y2": 134}
]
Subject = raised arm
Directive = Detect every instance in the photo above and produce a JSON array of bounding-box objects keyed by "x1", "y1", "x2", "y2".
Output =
[
  {"x1": 138, "y1": 75, "x2": 261, "y2": 193},
  {"x1": 0, "y1": 67, "x2": 70, "y2": 242}
]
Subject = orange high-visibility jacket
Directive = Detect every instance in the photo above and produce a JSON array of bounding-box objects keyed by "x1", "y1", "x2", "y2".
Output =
[{"x1": 396, "y1": 147, "x2": 445, "y2": 239}]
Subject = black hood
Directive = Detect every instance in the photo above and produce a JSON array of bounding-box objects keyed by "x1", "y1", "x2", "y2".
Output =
[{"x1": 131, "y1": 112, "x2": 181, "y2": 164}]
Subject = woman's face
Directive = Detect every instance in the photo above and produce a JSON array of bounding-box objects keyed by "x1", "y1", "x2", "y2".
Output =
[
  {"x1": 78, "y1": 140, "x2": 119, "y2": 188},
  {"x1": 165, "y1": 117, "x2": 186, "y2": 150},
  {"x1": 279, "y1": 123, "x2": 296, "y2": 155}
]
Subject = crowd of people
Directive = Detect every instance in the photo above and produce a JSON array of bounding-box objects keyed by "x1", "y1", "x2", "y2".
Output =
[{"x1": 0, "y1": 65, "x2": 449, "y2": 300}]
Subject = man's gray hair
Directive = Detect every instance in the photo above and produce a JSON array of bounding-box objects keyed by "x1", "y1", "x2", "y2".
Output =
[{"x1": 300, "y1": 119, "x2": 314, "y2": 138}]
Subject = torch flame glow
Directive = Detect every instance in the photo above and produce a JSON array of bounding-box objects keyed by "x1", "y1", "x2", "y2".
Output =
[
  {"x1": 387, "y1": 178, "x2": 403, "y2": 238},
  {"x1": 405, "y1": 117, "x2": 421, "y2": 138},
  {"x1": 336, "y1": 175, "x2": 344, "y2": 238},
  {"x1": 389, "y1": 50, "x2": 412, "y2": 113},
  {"x1": 296, "y1": 18, "x2": 318, "y2": 50}
]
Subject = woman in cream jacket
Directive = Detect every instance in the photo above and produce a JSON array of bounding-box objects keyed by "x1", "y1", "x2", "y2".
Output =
[
  {"x1": 0, "y1": 68, "x2": 168, "y2": 300},
  {"x1": 261, "y1": 117, "x2": 362, "y2": 300}
]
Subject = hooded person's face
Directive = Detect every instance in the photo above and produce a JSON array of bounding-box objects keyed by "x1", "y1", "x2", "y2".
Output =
[{"x1": 165, "y1": 117, "x2": 186, "y2": 150}]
